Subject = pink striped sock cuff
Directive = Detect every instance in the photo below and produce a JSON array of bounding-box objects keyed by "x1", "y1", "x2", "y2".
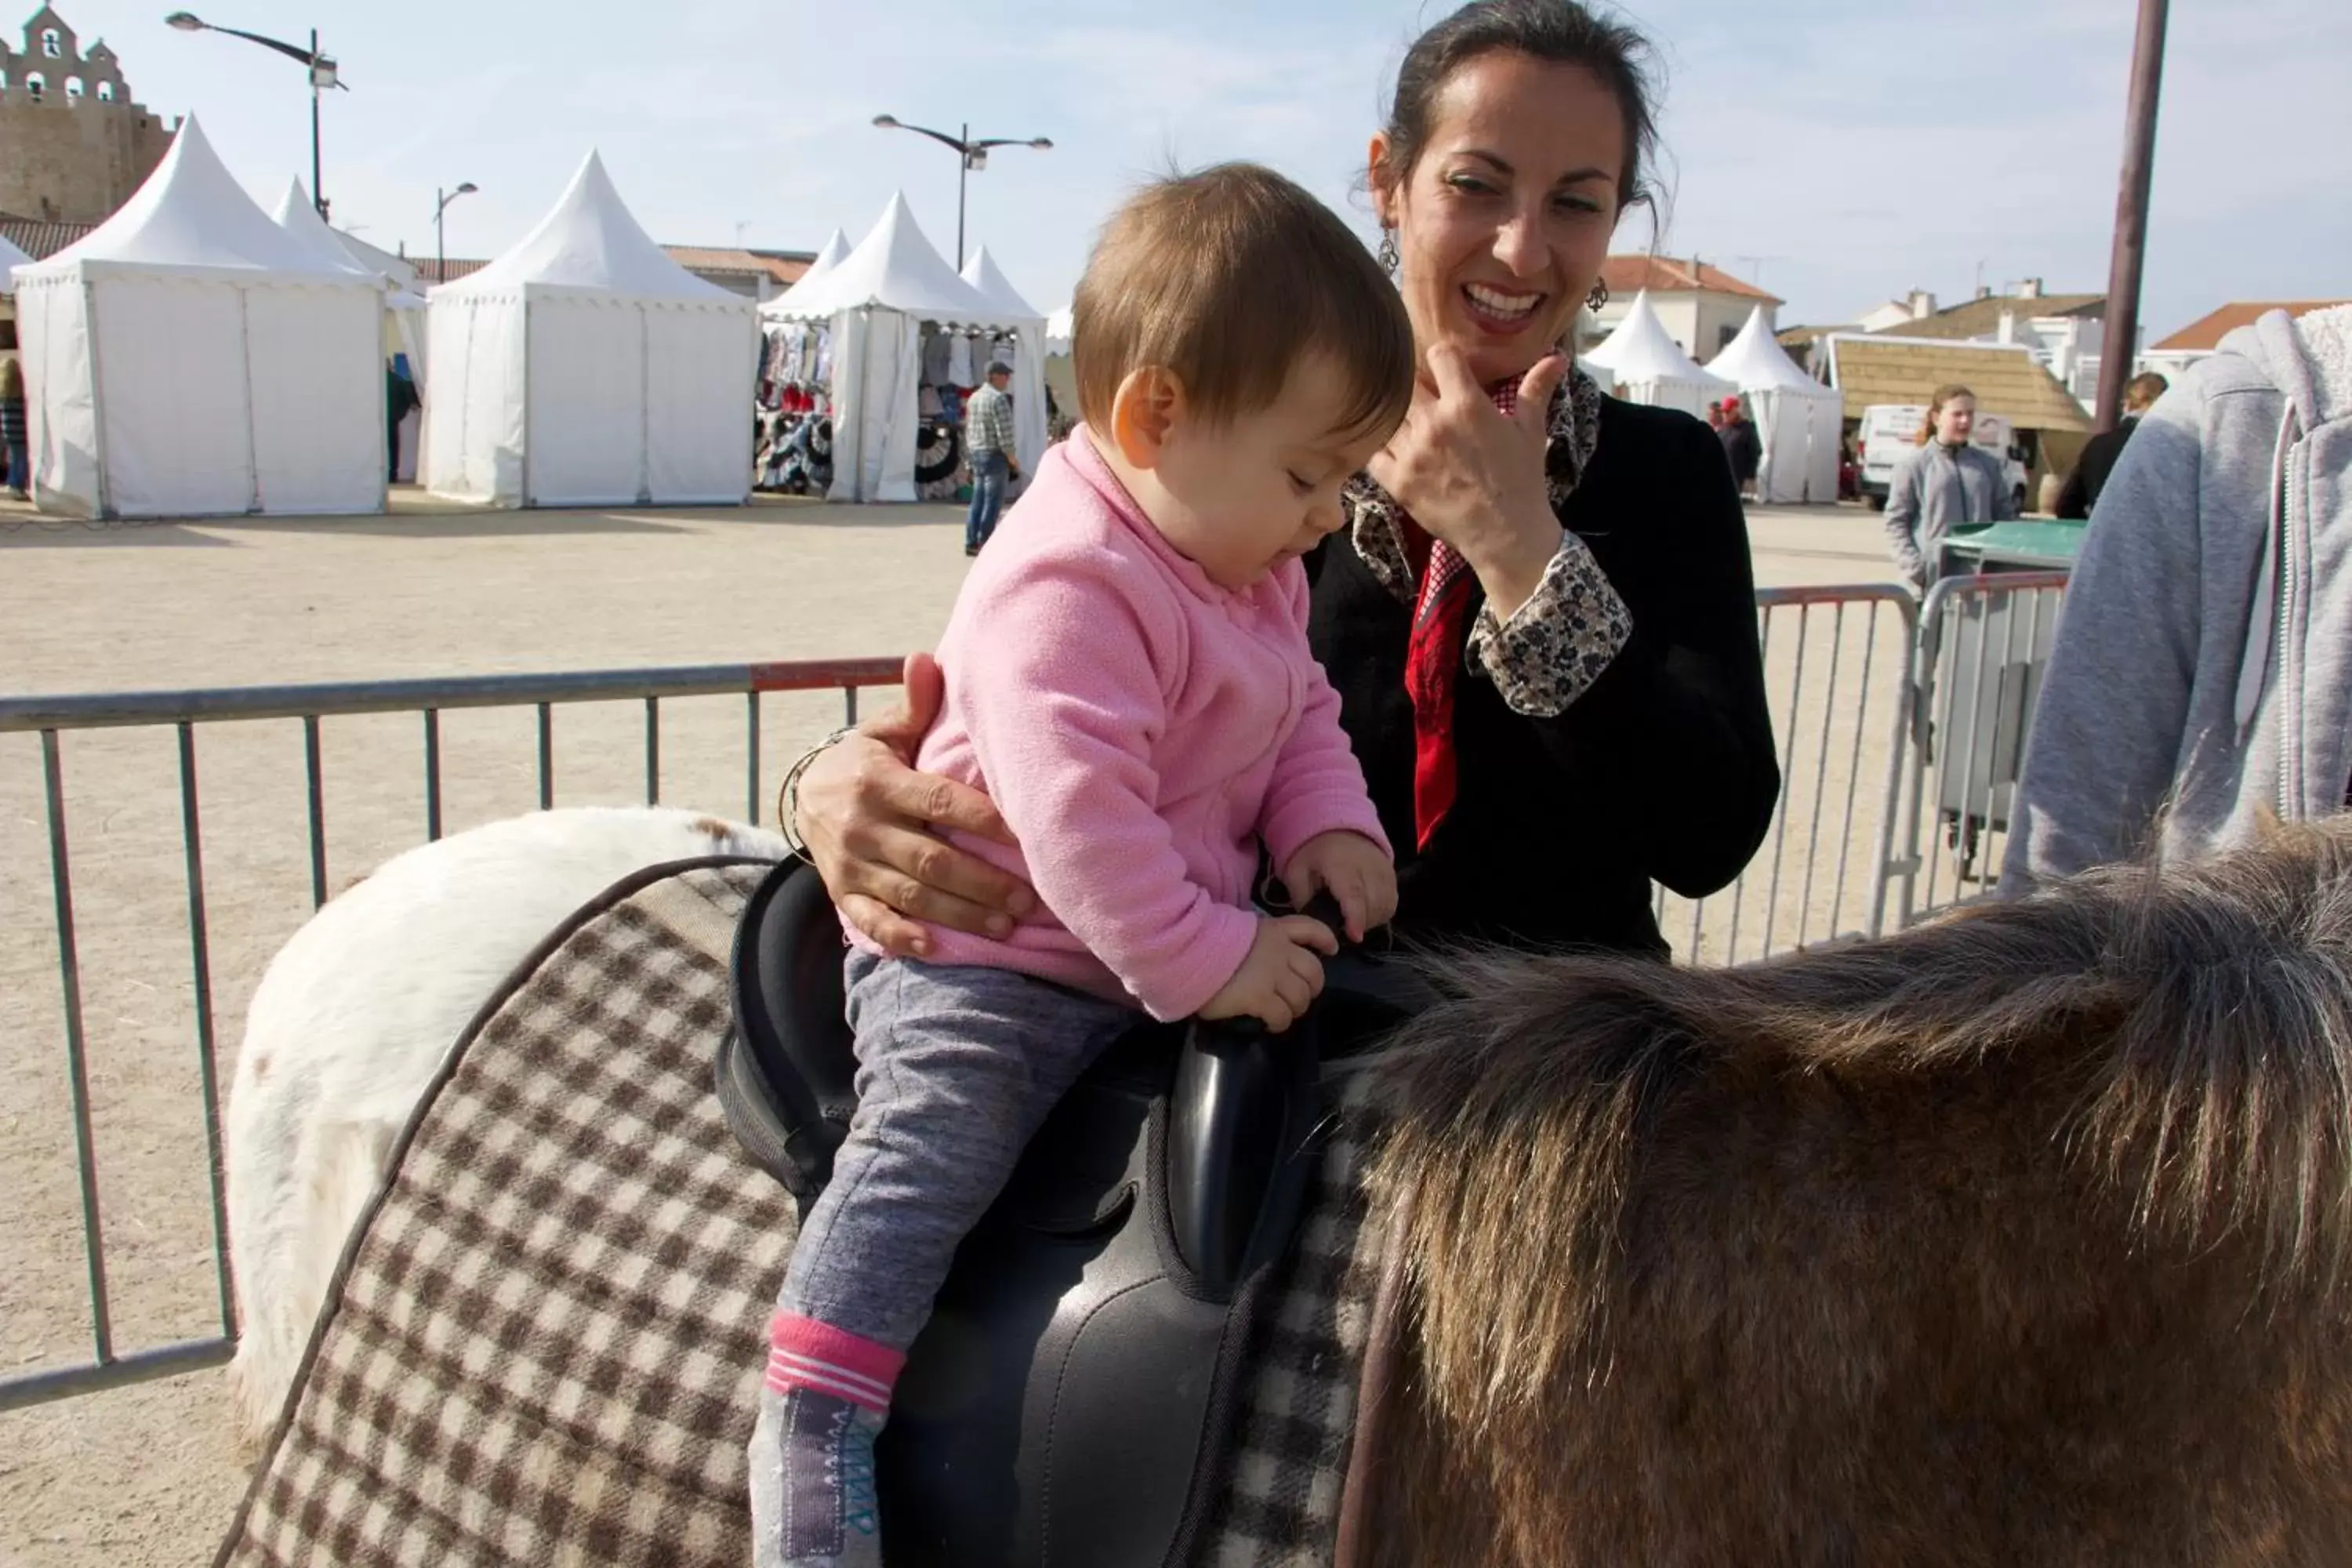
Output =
[{"x1": 766, "y1": 1312, "x2": 906, "y2": 1413}]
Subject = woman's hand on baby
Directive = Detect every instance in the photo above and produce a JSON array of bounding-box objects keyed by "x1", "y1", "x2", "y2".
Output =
[
  {"x1": 796, "y1": 651, "x2": 1037, "y2": 959},
  {"x1": 1200, "y1": 915, "x2": 1339, "y2": 1033},
  {"x1": 1281, "y1": 831, "x2": 1397, "y2": 944},
  {"x1": 1367, "y1": 343, "x2": 1568, "y2": 619}
]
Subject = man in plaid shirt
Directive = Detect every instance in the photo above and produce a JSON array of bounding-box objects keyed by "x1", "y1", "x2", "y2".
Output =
[{"x1": 961, "y1": 361, "x2": 1018, "y2": 555}]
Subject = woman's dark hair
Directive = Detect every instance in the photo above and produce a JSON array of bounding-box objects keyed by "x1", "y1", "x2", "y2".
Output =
[{"x1": 1375, "y1": 0, "x2": 1660, "y2": 216}]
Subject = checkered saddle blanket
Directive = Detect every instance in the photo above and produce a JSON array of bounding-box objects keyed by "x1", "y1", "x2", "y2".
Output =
[{"x1": 214, "y1": 861, "x2": 1380, "y2": 1568}]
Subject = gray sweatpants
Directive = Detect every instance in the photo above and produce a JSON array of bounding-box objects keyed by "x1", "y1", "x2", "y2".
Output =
[{"x1": 773, "y1": 951, "x2": 1139, "y2": 1350}]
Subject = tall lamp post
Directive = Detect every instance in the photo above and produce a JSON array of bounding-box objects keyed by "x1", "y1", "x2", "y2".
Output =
[
  {"x1": 870, "y1": 115, "x2": 1052, "y2": 267},
  {"x1": 164, "y1": 12, "x2": 343, "y2": 220},
  {"x1": 2092, "y1": 0, "x2": 2171, "y2": 432},
  {"x1": 434, "y1": 183, "x2": 478, "y2": 283}
]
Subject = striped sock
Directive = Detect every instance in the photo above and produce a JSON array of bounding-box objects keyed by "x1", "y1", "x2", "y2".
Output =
[
  {"x1": 765, "y1": 1312, "x2": 905, "y2": 1413},
  {"x1": 758, "y1": 1314, "x2": 902, "y2": 1567}
]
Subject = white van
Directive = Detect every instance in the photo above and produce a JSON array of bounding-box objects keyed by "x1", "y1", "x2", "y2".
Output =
[{"x1": 1857, "y1": 404, "x2": 2030, "y2": 515}]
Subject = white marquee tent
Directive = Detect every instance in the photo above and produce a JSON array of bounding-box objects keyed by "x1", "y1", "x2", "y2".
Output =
[
  {"x1": 13, "y1": 115, "x2": 385, "y2": 518},
  {"x1": 271, "y1": 178, "x2": 426, "y2": 370},
  {"x1": 753, "y1": 227, "x2": 846, "y2": 405},
  {"x1": 423, "y1": 151, "x2": 756, "y2": 508},
  {"x1": 761, "y1": 194, "x2": 1040, "y2": 503},
  {"x1": 960, "y1": 246, "x2": 1049, "y2": 481},
  {"x1": 270, "y1": 179, "x2": 429, "y2": 480},
  {"x1": 0, "y1": 231, "x2": 30, "y2": 292},
  {"x1": 804, "y1": 229, "x2": 850, "y2": 282},
  {"x1": 334, "y1": 229, "x2": 419, "y2": 292},
  {"x1": 754, "y1": 228, "x2": 848, "y2": 325},
  {"x1": 269, "y1": 177, "x2": 378, "y2": 280},
  {"x1": 1044, "y1": 302, "x2": 1073, "y2": 358},
  {"x1": 1708, "y1": 306, "x2": 1843, "y2": 503},
  {"x1": 327, "y1": 227, "x2": 429, "y2": 367},
  {"x1": 1582, "y1": 290, "x2": 1733, "y2": 418}
]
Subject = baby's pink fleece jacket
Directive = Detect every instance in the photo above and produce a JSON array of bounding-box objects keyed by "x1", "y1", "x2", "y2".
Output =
[{"x1": 847, "y1": 426, "x2": 1388, "y2": 1021}]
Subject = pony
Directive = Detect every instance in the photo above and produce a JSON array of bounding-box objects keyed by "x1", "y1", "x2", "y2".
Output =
[
  {"x1": 222, "y1": 806, "x2": 785, "y2": 1446},
  {"x1": 1359, "y1": 814, "x2": 2352, "y2": 1564},
  {"x1": 222, "y1": 808, "x2": 2352, "y2": 1564}
]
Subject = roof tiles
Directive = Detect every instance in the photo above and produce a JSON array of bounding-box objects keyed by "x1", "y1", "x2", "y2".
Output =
[
  {"x1": 2151, "y1": 300, "x2": 2351, "y2": 353},
  {"x1": 1599, "y1": 254, "x2": 1780, "y2": 305},
  {"x1": 1829, "y1": 336, "x2": 2090, "y2": 431}
]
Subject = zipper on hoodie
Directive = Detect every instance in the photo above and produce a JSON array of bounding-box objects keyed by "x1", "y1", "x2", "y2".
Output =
[{"x1": 2275, "y1": 452, "x2": 2300, "y2": 818}]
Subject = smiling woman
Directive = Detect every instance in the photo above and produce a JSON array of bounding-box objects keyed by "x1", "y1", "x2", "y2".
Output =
[
  {"x1": 1369, "y1": 7, "x2": 1653, "y2": 388},
  {"x1": 795, "y1": 0, "x2": 1779, "y2": 965}
]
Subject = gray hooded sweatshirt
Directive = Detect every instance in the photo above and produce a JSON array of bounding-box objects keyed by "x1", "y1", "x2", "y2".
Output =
[
  {"x1": 1883, "y1": 438, "x2": 2018, "y2": 588},
  {"x1": 2002, "y1": 305, "x2": 2352, "y2": 894}
]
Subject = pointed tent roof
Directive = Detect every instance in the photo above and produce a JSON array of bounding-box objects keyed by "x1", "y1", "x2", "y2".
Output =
[
  {"x1": 1708, "y1": 306, "x2": 1830, "y2": 393},
  {"x1": 20, "y1": 115, "x2": 373, "y2": 283},
  {"x1": 440, "y1": 151, "x2": 736, "y2": 302},
  {"x1": 805, "y1": 229, "x2": 851, "y2": 280},
  {"x1": 960, "y1": 246, "x2": 1042, "y2": 321},
  {"x1": 760, "y1": 193, "x2": 1023, "y2": 330},
  {"x1": 332, "y1": 227, "x2": 419, "y2": 292},
  {"x1": 270, "y1": 178, "x2": 380, "y2": 278},
  {"x1": 0, "y1": 230, "x2": 29, "y2": 291},
  {"x1": 1044, "y1": 302, "x2": 1073, "y2": 356},
  {"x1": 1583, "y1": 291, "x2": 1732, "y2": 388}
]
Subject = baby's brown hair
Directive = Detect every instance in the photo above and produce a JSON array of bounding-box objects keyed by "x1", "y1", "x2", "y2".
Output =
[{"x1": 1073, "y1": 163, "x2": 1415, "y2": 444}]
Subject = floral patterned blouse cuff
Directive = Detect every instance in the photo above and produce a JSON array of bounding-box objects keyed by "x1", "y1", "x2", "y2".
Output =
[{"x1": 1467, "y1": 533, "x2": 1633, "y2": 718}]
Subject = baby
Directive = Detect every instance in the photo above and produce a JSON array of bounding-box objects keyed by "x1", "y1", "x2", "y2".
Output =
[{"x1": 750, "y1": 163, "x2": 1416, "y2": 1568}]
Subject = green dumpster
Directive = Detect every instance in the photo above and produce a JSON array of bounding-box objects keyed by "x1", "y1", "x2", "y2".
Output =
[{"x1": 1938, "y1": 519, "x2": 2087, "y2": 575}]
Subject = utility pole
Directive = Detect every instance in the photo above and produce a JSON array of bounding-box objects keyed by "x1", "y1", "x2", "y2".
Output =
[
  {"x1": 166, "y1": 14, "x2": 340, "y2": 218},
  {"x1": 2092, "y1": 0, "x2": 2171, "y2": 432},
  {"x1": 434, "y1": 183, "x2": 477, "y2": 282},
  {"x1": 956, "y1": 123, "x2": 969, "y2": 270},
  {"x1": 308, "y1": 27, "x2": 322, "y2": 217}
]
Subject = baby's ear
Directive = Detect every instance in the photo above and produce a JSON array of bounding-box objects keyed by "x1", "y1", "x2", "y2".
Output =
[{"x1": 1109, "y1": 367, "x2": 1185, "y2": 470}]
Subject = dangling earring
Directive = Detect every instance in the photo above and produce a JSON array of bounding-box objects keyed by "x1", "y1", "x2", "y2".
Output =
[
  {"x1": 1378, "y1": 228, "x2": 1399, "y2": 278},
  {"x1": 1586, "y1": 278, "x2": 1610, "y2": 312}
]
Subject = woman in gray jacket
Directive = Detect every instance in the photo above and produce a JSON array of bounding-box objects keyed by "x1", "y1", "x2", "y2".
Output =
[
  {"x1": 1882, "y1": 383, "x2": 2018, "y2": 590},
  {"x1": 2002, "y1": 304, "x2": 2352, "y2": 893}
]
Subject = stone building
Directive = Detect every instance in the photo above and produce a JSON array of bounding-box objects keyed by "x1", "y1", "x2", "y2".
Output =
[{"x1": 0, "y1": 5, "x2": 177, "y2": 224}]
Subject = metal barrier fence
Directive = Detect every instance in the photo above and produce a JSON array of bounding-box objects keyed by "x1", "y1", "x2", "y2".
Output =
[
  {"x1": 0, "y1": 574, "x2": 2071, "y2": 1415},
  {"x1": 1867, "y1": 571, "x2": 2072, "y2": 932},
  {"x1": 0, "y1": 656, "x2": 902, "y2": 1414},
  {"x1": 1655, "y1": 583, "x2": 1918, "y2": 966}
]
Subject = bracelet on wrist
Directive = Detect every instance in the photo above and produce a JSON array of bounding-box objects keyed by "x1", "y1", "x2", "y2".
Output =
[{"x1": 776, "y1": 725, "x2": 858, "y2": 865}]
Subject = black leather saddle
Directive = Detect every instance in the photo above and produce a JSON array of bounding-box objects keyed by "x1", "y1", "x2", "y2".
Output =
[{"x1": 715, "y1": 858, "x2": 1432, "y2": 1567}]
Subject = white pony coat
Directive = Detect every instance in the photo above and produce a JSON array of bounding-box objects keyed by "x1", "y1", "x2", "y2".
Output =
[{"x1": 223, "y1": 806, "x2": 787, "y2": 1446}]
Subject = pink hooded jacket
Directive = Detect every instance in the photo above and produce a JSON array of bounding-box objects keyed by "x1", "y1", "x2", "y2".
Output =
[{"x1": 847, "y1": 426, "x2": 1387, "y2": 1020}]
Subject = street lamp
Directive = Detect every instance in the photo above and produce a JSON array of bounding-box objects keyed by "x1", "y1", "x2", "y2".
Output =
[
  {"x1": 871, "y1": 114, "x2": 1053, "y2": 268},
  {"x1": 434, "y1": 183, "x2": 477, "y2": 283},
  {"x1": 164, "y1": 12, "x2": 343, "y2": 220}
]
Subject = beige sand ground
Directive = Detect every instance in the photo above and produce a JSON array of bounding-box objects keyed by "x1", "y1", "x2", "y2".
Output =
[{"x1": 0, "y1": 489, "x2": 1920, "y2": 1566}]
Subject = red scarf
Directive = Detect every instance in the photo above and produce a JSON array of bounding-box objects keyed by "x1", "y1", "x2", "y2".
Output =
[{"x1": 1399, "y1": 379, "x2": 1520, "y2": 850}]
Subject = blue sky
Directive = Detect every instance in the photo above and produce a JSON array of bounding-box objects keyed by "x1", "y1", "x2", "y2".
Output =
[{"x1": 31, "y1": 0, "x2": 2350, "y2": 342}]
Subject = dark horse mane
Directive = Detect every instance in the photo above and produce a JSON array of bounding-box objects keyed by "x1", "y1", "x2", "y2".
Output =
[{"x1": 1361, "y1": 816, "x2": 2352, "y2": 1566}]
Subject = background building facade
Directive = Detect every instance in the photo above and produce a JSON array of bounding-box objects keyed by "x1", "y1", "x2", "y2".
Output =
[{"x1": 0, "y1": 5, "x2": 176, "y2": 224}]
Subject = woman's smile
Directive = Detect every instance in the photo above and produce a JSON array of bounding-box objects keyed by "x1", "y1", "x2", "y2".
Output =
[{"x1": 1461, "y1": 281, "x2": 1547, "y2": 333}]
